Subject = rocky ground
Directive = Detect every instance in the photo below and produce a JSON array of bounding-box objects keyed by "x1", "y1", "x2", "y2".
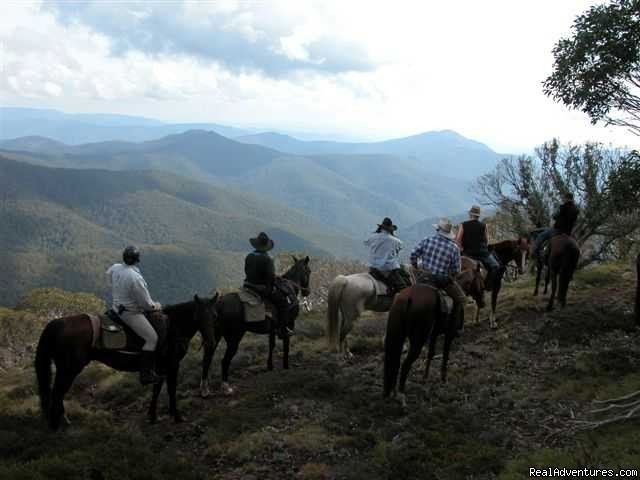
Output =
[{"x1": 1, "y1": 262, "x2": 639, "y2": 479}]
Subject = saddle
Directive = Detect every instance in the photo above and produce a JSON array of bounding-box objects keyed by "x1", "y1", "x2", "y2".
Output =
[
  {"x1": 414, "y1": 273, "x2": 452, "y2": 317},
  {"x1": 237, "y1": 287, "x2": 273, "y2": 323},
  {"x1": 90, "y1": 310, "x2": 168, "y2": 353}
]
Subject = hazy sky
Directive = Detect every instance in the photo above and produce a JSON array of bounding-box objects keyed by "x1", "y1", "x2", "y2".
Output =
[{"x1": 2, "y1": 0, "x2": 638, "y2": 152}]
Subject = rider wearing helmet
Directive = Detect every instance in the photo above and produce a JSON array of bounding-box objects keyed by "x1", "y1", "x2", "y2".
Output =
[{"x1": 106, "y1": 246, "x2": 164, "y2": 385}]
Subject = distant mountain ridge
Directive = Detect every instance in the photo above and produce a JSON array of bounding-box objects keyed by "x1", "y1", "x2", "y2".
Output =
[
  {"x1": 0, "y1": 130, "x2": 478, "y2": 236},
  {"x1": 236, "y1": 130, "x2": 501, "y2": 179}
]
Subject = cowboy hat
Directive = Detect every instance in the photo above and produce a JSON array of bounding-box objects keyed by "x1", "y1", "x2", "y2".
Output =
[
  {"x1": 249, "y1": 232, "x2": 274, "y2": 252},
  {"x1": 377, "y1": 217, "x2": 398, "y2": 233},
  {"x1": 469, "y1": 205, "x2": 481, "y2": 217},
  {"x1": 432, "y1": 218, "x2": 456, "y2": 240}
]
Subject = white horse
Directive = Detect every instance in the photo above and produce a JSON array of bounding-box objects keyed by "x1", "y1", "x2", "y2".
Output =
[{"x1": 326, "y1": 273, "x2": 395, "y2": 357}]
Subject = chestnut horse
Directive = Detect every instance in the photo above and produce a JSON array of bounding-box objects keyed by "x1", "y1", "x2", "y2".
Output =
[
  {"x1": 383, "y1": 268, "x2": 485, "y2": 406},
  {"x1": 464, "y1": 238, "x2": 529, "y2": 328},
  {"x1": 35, "y1": 294, "x2": 218, "y2": 430}
]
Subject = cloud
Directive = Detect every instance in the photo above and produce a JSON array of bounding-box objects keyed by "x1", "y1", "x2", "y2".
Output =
[{"x1": 41, "y1": 0, "x2": 376, "y2": 77}]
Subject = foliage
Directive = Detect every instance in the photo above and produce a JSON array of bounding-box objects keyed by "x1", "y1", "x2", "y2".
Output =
[
  {"x1": 608, "y1": 150, "x2": 640, "y2": 212},
  {"x1": 16, "y1": 288, "x2": 105, "y2": 317},
  {"x1": 474, "y1": 140, "x2": 640, "y2": 263},
  {"x1": 543, "y1": 0, "x2": 640, "y2": 135}
]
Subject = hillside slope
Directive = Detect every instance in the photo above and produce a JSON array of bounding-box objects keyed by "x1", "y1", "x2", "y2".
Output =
[{"x1": 0, "y1": 261, "x2": 638, "y2": 478}]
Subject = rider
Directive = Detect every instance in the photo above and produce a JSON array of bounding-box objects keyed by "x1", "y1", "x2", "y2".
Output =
[
  {"x1": 531, "y1": 192, "x2": 580, "y2": 259},
  {"x1": 106, "y1": 246, "x2": 164, "y2": 385},
  {"x1": 243, "y1": 232, "x2": 293, "y2": 339},
  {"x1": 410, "y1": 218, "x2": 465, "y2": 334},
  {"x1": 364, "y1": 217, "x2": 411, "y2": 294},
  {"x1": 455, "y1": 205, "x2": 501, "y2": 283}
]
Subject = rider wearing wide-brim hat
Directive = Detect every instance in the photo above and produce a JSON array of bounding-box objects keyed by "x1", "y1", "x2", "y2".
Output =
[
  {"x1": 364, "y1": 217, "x2": 412, "y2": 294},
  {"x1": 410, "y1": 218, "x2": 466, "y2": 334},
  {"x1": 243, "y1": 232, "x2": 293, "y2": 338}
]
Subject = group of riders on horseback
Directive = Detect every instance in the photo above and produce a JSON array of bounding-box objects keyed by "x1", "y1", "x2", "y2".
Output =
[{"x1": 364, "y1": 196, "x2": 580, "y2": 335}]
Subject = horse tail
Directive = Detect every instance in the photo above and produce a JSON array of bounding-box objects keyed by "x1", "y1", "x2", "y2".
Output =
[
  {"x1": 383, "y1": 289, "x2": 411, "y2": 397},
  {"x1": 35, "y1": 319, "x2": 63, "y2": 419},
  {"x1": 326, "y1": 275, "x2": 348, "y2": 350},
  {"x1": 558, "y1": 241, "x2": 580, "y2": 304},
  {"x1": 635, "y1": 253, "x2": 640, "y2": 325}
]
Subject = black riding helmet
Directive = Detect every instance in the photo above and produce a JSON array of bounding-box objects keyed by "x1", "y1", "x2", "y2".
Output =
[{"x1": 122, "y1": 245, "x2": 141, "y2": 265}]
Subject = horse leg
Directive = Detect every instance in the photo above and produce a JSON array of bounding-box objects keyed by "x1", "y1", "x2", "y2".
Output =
[
  {"x1": 547, "y1": 271, "x2": 557, "y2": 312},
  {"x1": 283, "y1": 336, "x2": 290, "y2": 370},
  {"x1": 441, "y1": 329, "x2": 455, "y2": 383},
  {"x1": 533, "y1": 261, "x2": 542, "y2": 296},
  {"x1": 221, "y1": 335, "x2": 242, "y2": 395},
  {"x1": 474, "y1": 303, "x2": 481, "y2": 324},
  {"x1": 544, "y1": 265, "x2": 550, "y2": 295},
  {"x1": 49, "y1": 363, "x2": 82, "y2": 431},
  {"x1": 268, "y1": 329, "x2": 275, "y2": 371},
  {"x1": 200, "y1": 335, "x2": 221, "y2": 398},
  {"x1": 423, "y1": 328, "x2": 439, "y2": 383},
  {"x1": 148, "y1": 381, "x2": 164, "y2": 424},
  {"x1": 167, "y1": 366, "x2": 183, "y2": 423},
  {"x1": 489, "y1": 281, "x2": 500, "y2": 328},
  {"x1": 398, "y1": 338, "x2": 425, "y2": 408}
]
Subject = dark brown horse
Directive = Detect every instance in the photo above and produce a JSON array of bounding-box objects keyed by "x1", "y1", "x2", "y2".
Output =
[
  {"x1": 35, "y1": 294, "x2": 218, "y2": 430},
  {"x1": 468, "y1": 237, "x2": 530, "y2": 328},
  {"x1": 383, "y1": 268, "x2": 485, "y2": 406},
  {"x1": 200, "y1": 256, "x2": 311, "y2": 397},
  {"x1": 544, "y1": 234, "x2": 580, "y2": 311},
  {"x1": 635, "y1": 253, "x2": 639, "y2": 325}
]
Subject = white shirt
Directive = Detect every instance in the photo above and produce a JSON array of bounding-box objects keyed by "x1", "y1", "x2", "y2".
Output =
[
  {"x1": 364, "y1": 232, "x2": 403, "y2": 271},
  {"x1": 106, "y1": 263, "x2": 159, "y2": 312}
]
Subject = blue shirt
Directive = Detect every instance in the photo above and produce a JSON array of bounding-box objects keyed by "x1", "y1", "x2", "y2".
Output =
[
  {"x1": 364, "y1": 232, "x2": 403, "y2": 271},
  {"x1": 410, "y1": 233, "x2": 461, "y2": 280}
]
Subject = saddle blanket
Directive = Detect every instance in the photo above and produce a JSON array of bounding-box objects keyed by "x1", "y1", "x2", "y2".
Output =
[
  {"x1": 237, "y1": 287, "x2": 271, "y2": 323},
  {"x1": 367, "y1": 273, "x2": 390, "y2": 297}
]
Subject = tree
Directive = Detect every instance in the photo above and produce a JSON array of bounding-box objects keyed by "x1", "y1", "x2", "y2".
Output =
[
  {"x1": 474, "y1": 140, "x2": 640, "y2": 264},
  {"x1": 543, "y1": 0, "x2": 640, "y2": 135}
]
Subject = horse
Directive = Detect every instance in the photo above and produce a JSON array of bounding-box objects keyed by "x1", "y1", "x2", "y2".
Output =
[
  {"x1": 326, "y1": 267, "x2": 412, "y2": 359},
  {"x1": 636, "y1": 253, "x2": 639, "y2": 325},
  {"x1": 35, "y1": 294, "x2": 219, "y2": 430},
  {"x1": 545, "y1": 234, "x2": 580, "y2": 311},
  {"x1": 383, "y1": 268, "x2": 485, "y2": 407},
  {"x1": 200, "y1": 256, "x2": 311, "y2": 397},
  {"x1": 467, "y1": 237, "x2": 529, "y2": 328}
]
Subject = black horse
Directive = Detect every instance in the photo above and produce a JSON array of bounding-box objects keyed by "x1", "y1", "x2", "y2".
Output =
[
  {"x1": 35, "y1": 294, "x2": 218, "y2": 430},
  {"x1": 200, "y1": 256, "x2": 311, "y2": 397}
]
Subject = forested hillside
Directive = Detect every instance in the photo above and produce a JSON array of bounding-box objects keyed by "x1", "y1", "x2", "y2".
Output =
[{"x1": 0, "y1": 156, "x2": 360, "y2": 306}]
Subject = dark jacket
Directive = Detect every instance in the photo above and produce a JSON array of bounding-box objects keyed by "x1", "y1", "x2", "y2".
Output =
[
  {"x1": 552, "y1": 201, "x2": 579, "y2": 235},
  {"x1": 461, "y1": 219, "x2": 488, "y2": 257},
  {"x1": 244, "y1": 251, "x2": 275, "y2": 293}
]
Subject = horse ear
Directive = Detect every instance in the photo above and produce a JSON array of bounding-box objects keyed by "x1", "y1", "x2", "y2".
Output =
[
  {"x1": 291, "y1": 255, "x2": 298, "y2": 263},
  {"x1": 476, "y1": 263, "x2": 481, "y2": 272},
  {"x1": 212, "y1": 292, "x2": 219, "y2": 302},
  {"x1": 194, "y1": 294, "x2": 201, "y2": 304},
  {"x1": 304, "y1": 256, "x2": 310, "y2": 264}
]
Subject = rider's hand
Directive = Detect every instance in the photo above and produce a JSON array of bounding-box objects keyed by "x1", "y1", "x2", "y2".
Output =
[{"x1": 153, "y1": 302, "x2": 162, "y2": 310}]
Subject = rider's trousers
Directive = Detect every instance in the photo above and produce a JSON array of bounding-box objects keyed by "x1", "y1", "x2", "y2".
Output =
[{"x1": 121, "y1": 312, "x2": 158, "y2": 351}]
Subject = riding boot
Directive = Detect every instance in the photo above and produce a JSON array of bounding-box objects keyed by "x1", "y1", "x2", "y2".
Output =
[{"x1": 139, "y1": 351, "x2": 164, "y2": 385}]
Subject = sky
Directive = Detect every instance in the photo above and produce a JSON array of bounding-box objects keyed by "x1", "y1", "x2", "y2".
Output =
[{"x1": 1, "y1": 0, "x2": 638, "y2": 152}]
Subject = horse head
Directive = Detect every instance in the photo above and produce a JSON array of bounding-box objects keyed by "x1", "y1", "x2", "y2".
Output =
[
  {"x1": 194, "y1": 293, "x2": 219, "y2": 348},
  {"x1": 286, "y1": 255, "x2": 311, "y2": 297}
]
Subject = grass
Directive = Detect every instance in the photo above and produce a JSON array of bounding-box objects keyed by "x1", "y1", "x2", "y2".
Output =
[{"x1": 0, "y1": 260, "x2": 639, "y2": 479}]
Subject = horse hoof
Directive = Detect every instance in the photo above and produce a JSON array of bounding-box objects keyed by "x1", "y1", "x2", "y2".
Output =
[
  {"x1": 63, "y1": 414, "x2": 71, "y2": 426},
  {"x1": 221, "y1": 383, "x2": 235, "y2": 396},
  {"x1": 397, "y1": 393, "x2": 407, "y2": 409},
  {"x1": 200, "y1": 380, "x2": 211, "y2": 398}
]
